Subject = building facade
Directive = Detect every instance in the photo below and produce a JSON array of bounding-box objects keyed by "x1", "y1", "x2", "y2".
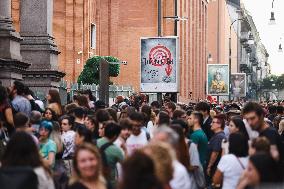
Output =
[{"x1": 11, "y1": 0, "x2": 208, "y2": 102}]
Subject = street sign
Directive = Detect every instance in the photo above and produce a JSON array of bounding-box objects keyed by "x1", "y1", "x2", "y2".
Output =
[{"x1": 140, "y1": 37, "x2": 179, "y2": 92}]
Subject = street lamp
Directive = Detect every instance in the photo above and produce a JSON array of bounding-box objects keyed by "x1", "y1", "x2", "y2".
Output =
[
  {"x1": 269, "y1": 0, "x2": 276, "y2": 25},
  {"x1": 278, "y1": 38, "x2": 283, "y2": 53}
]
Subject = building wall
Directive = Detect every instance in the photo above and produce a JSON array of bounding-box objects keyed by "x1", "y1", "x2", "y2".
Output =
[
  {"x1": 207, "y1": 0, "x2": 238, "y2": 72},
  {"x1": 12, "y1": 0, "x2": 208, "y2": 102}
]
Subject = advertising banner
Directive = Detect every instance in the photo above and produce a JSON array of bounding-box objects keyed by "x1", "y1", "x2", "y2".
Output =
[
  {"x1": 231, "y1": 73, "x2": 246, "y2": 97},
  {"x1": 140, "y1": 37, "x2": 179, "y2": 92},
  {"x1": 207, "y1": 64, "x2": 229, "y2": 96}
]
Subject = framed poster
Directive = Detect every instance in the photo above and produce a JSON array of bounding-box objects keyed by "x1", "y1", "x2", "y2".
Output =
[
  {"x1": 207, "y1": 64, "x2": 229, "y2": 96},
  {"x1": 231, "y1": 73, "x2": 246, "y2": 97},
  {"x1": 140, "y1": 37, "x2": 179, "y2": 92}
]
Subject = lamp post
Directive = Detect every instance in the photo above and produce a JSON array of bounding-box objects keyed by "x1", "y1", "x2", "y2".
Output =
[
  {"x1": 229, "y1": 18, "x2": 254, "y2": 100},
  {"x1": 269, "y1": 0, "x2": 276, "y2": 25}
]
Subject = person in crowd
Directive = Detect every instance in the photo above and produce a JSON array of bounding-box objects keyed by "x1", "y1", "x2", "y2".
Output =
[
  {"x1": 126, "y1": 112, "x2": 149, "y2": 155},
  {"x1": 114, "y1": 118, "x2": 132, "y2": 155},
  {"x1": 0, "y1": 86, "x2": 14, "y2": 133},
  {"x1": 43, "y1": 108, "x2": 58, "y2": 122},
  {"x1": 249, "y1": 137, "x2": 271, "y2": 156},
  {"x1": 172, "y1": 109, "x2": 187, "y2": 121},
  {"x1": 165, "y1": 102, "x2": 176, "y2": 119},
  {"x1": 156, "y1": 111, "x2": 170, "y2": 127},
  {"x1": 60, "y1": 115, "x2": 76, "y2": 176},
  {"x1": 80, "y1": 89, "x2": 95, "y2": 109},
  {"x1": 150, "y1": 101, "x2": 160, "y2": 113},
  {"x1": 142, "y1": 142, "x2": 174, "y2": 189},
  {"x1": 94, "y1": 100, "x2": 106, "y2": 112},
  {"x1": 118, "y1": 151, "x2": 163, "y2": 189},
  {"x1": 237, "y1": 153, "x2": 283, "y2": 189},
  {"x1": 106, "y1": 108, "x2": 118, "y2": 122},
  {"x1": 267, "y1": 105, "x2": 277, "y2": 122},
  {"x1": 172, "y1": 119, "x2": 189, "y2": 137},
  {"x1": 242, "y1": 102, "x2": 283, "y2": 161},
  {"x1": 47, "y1": 89, "x2": 62, "y2": 116},
  {"x1": 39, "y1": 120, "x2": 57, "y2": 168},
  {"x1": 141, "y1": 104, "x2": 153, "y2": 129},
  {"x1": 71, "y1": 107, "x2": 87, "y2": 130},
  {"x1": 95, "y1": 109, "x2": 111, "y2": 127},
  {"x1": 1, "y1": 132, "x2": 55, "y2": 189},
  {"x1": 65, "y1": 103, "x2": 79, "y2": 114},
  {"x1": 213, "y1": 132, "x2": 249, "y2": 189},
  {"x1": 69, "y1": 143, "x2": 107, "y2": 189},
  {"x1": 278, "y1": 119, "x2": 284, "y2": 142},
  {"x1": 96, "y1": 121, "x2": 124, "y2": 188},
  {"x1": 85, "y1": 115, "x2": 99, "y2": 141},
  {"x1": 153, "y1": 126, "x2": 192, "y2": 189},
  {"x1": 74, "y1": 126, "x2": 93, "y2": 146},
  {"x1": 9, "y1": 81, "x2": 31, "y2": 116},
  {"x1": 188, "y1": 111, "x2": 208, "y2": 168},
  {"x1": 195, "y1": 102, "x2": 213, "y2": 140},
  {"x1": 228, "y1": 116, "x2": 249, "y2": 141},
  {"x1": 74, "y1": 95, "x2": 90, "y2": 109},
  {"x1": 206, "y1": 114, "x2": 226, "y2": 183},
  {"x1": 13, "y1": 112, "x2": 39, "y2": 145},
  {"x1": 30, "y1": 110, "x2": 42, "y2": 136}
]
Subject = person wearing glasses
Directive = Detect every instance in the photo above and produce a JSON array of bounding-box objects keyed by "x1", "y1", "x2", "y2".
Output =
[{"x1": 206, "y1": 114, "x2": 226, "y2": 187}]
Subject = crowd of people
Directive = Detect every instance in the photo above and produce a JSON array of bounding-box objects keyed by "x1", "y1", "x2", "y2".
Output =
[{"x1": 0, "y1": 81, "x2": 284, "y2": 189}]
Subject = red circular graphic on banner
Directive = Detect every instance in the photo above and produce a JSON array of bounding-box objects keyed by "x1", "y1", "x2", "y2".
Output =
[{"x1": 149, "y1": 44, "x2": 172, "y2": 66}]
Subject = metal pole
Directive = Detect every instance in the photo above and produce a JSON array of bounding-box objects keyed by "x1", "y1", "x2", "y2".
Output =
[
  {"x1": 158, "y1": 0, "x2": 162, "y2": 37},
  {"x1": 174, "y1": 0, "x2": 178, "y2": 36},
  {"x1": 229, "y1": 28, "x2": 232, "y2": 101},
  {"x1": 99, "y1": 58, "x2": 109, "y2": 105}
]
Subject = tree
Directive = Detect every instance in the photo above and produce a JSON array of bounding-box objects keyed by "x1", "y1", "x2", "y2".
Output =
[
  {"x1": 77, "y1": 56, "x2": 120, "y2": 84},
  {"x1": 260, "y1": 74, "x2": 284, "y2": 91}
]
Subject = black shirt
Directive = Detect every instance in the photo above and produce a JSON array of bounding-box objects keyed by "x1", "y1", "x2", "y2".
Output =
[
  {"x1": 68, "y1": 182, "x2": 88, "y2": 189},
  {"x1": 202, "y1": 116, "x2": 214, "y2": 140},
  {"x1": 260, "y1": 127, "x2": 284, "y2": 161}
]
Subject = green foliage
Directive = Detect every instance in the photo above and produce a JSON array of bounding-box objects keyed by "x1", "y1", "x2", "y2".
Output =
[
  {"x1": 77, "y1": 56, "x2": 120, "y2": 84},
  {"x1": 260, "y1": 74, "x2": 284, "y2": 90}
]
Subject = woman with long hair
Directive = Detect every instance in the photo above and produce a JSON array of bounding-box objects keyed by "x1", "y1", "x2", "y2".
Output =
[
  {"x1": 228, "y1": 116, "x2": 249, "y2": 141},
  {"x1": 47, "y1": 89, "x2": 62, "y2": 116},
  {"x1": 1, "y1": 131, "x2": 55, "y2": 189},
  {"x1": 75, "y1": 95, "x2": 90, "y2": 109},
  {"x1": 213, "y1": 132, "x2": 249, "y2": 189},
  {"x1": 69, "y1": 143, "x2": 106, "y2": 189}
]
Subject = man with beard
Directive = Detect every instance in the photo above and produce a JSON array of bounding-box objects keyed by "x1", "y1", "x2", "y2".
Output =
[{"x1": 243, "y1": 102, "x2": 283, "y2": 163}]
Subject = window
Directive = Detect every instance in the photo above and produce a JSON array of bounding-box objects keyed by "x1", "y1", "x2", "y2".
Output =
[{"x1": 91, "y1": 24, "x2": 96, "y2": 49}]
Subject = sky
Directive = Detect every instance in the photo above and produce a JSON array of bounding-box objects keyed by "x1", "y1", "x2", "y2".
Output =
[{"x1": 242, "y1": 0, "x2": 284, "y2": 75}]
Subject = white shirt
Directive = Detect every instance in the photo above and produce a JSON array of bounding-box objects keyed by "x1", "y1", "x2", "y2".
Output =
[
  {"x1": 61, "y1": 130, "x2": 75, "y2": 159},
  {"x1": 217, "y1": 154, "x2": 248, "y2": 189},
  {"x1": 126, "y1": 130, "x2": 148, "y2": 155},
  {"x1": 33, "y1": 167, "x2": 55, "y2": 189},
  {"x1": 146, "y1": 121, "x2": 156, "y2": 138},
  {"x1": 170, "y1": 160, "x2": 193, "y2": 189}
]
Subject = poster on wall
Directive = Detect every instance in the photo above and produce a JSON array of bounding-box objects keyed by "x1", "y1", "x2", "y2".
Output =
[
  {"x1": 140, "y1": 37, "x2": 179, "y2": 92},
  {"x1": 231, "y1": 73, "x2": 246, "y2": 97},
  {"x1": 207, "y1": 64, "x2": 229, "y2": 96}
]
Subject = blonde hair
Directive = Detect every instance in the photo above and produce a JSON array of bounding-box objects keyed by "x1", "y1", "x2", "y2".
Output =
[
  {"x1": 142, "y1": 142, "x2": 174, "y2": 185},
  {"x1": 70, "y1": 143, "x2": 106, "y2": 189},
  {"x1": 279, "y1": 120, "x2": 284, "y2": 134}
]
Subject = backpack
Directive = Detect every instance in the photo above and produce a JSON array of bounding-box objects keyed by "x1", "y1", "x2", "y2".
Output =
[{"x1": 0, "y1": 167, "x2": 38, "y2": 189}]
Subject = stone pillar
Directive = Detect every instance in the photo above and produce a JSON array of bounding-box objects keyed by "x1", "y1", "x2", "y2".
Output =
[
  {"x1": 20, "y1": 0, "x2": 65, "y2": 94},
  {"x1": 0, "y1": 0, "x2": 30, "y2": 86}
]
